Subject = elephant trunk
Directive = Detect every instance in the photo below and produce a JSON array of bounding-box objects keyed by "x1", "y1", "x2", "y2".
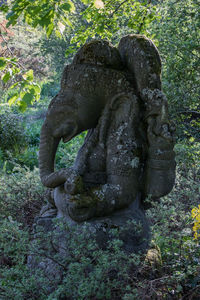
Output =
[{"x1": 39, "y1": 124, "x2": 66, "y2": 188}]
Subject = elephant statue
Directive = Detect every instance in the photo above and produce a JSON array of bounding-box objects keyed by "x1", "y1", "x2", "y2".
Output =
[{"x1": 39, "y1": 34, "x2": 176, "y2": 223}]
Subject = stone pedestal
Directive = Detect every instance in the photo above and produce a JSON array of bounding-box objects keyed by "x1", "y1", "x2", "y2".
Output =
[{"x1": 28, "y1": 202, "x2": 150, "y2": 290}]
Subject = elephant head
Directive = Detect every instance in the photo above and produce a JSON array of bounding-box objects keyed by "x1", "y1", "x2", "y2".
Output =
[
  {"x1": 39, "y1": 35, "x2": 175, "y2": 201},
  {"x1": 39, "y1": 88, "x2": 109, "y2": 188},
  {"x1": 39, "y1": 40, "x2": 126, "y2": 189}
]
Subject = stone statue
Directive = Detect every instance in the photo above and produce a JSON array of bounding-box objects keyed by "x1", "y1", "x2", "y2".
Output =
[{"x1": 38, "y1": 34, "x2": 176, "y2": 252}]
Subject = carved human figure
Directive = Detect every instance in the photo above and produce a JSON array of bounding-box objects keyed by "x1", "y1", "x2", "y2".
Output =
[{"x1": 39, "y1": 35, "x2": 176, "y2": 223}]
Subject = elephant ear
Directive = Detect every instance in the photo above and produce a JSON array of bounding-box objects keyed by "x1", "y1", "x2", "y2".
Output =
[
  {"x1": 118, "y1": 35, "x2": 176, "y2": 200},
  {"x1": 118, "y1": 34, "x2": 170, "y2": 121},
  {"x1": 118, "y1": 34, "x2": 162, "y2": 93}
]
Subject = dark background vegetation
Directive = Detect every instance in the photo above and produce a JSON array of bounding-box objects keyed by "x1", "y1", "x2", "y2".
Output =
[{"x1": 0, "y1": 0, "x2": 199, "y2": 299}]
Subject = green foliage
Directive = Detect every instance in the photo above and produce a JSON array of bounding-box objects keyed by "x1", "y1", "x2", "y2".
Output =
[
  {"x1": 0, "y1": 0, "x2": 75, "y2": 33},
  {"x1": 0, "y1": 57, "x2": 41, "y2": 111},
  {"x1": 0, "y1": 218, "x2": 50, "y2": 300},
  {"x1": 191, "y1": 205, "x2": 200, "y2": 240},
  {"x1": 1, "y1": 0, "x2": 159, "y2": 60},
  {"x1": 56, "y1": 131, "x2": 87, "y2": 169},
  {"x1": 151, "y1": 0, "x2": 200, "y2": 139},
  {"x1": 45, "y1": 222, "x2": 141, "y2": 300},
  {"x1": 147, "y1": 165, "x2": 200, "y2": 297},
  {"x1": 0, "y1": 137, "x2": 199, "y2": 299},
  {"x1": 0, "y1": 165, "x2": 44, "y2": 226},
  {"x1": 0, "y1": 108, "x2": 28, "y2": 153},
  {"x1": 175, "y1": 141, "x2": 200, "y2": 169},
  {"x1": 0, "y1": 1, "x2": 199, "y2": 298},
  {"x1": 0, "y1": 217, "x2": 142, "y2": 299},
  {"x1": 25, "y1": 119, "x2": 43, "y2": 146},
  {"x1": 68, "y1": 0, "x2": 158, "y2": 53},
  {"x1": 40, "y1": 80, "x2": 60, "y2": 99},
  {"x1": 1, "y1": 0, "x2": 156, "y2": 40},
  {"x1": 0, "y1": 148, "x2": 4, "y2": 168},
  {"x1": 16, "y1": 146, "x2": 39, "y2": 169}
]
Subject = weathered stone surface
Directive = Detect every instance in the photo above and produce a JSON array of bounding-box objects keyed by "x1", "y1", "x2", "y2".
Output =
[{"x1": 29, "y1": 34, "x2": 176, "y2": 281}]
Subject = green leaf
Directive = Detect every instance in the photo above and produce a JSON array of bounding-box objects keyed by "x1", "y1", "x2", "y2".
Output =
[
  {"x1": 60, "y1": 3, "x2": 71, "y2": 12},
  {"x1": 0, "y1": 4, "x2": 9, "y2": 13},
  {"x1": 55, "y1": 29, "x2": 62, "y2": 38},
  {"x1": 10, "y1": 82, "x2": 19, "y2": 89},
  {"x1": 60, "y1": 1, "x2": 75, "y2": 12},
  {"x1": 22, "y1": 92, "x2": 35, "y2": 105},
  {"x1": 23, "y1": 69, "x2": 34, "y2": 81},
  {"x1": 81, "y1": 0, "x2": 90, "y2": 4},
  {"x1": 10, "y1": 58, "x2": 18, "y2": 63},
  {"x1": 29, "y1": 84, "x2": 41, "y2": 101},
  {"x1": 46, "y1": 23, "x2": 54, "y2": 38},
  {"x1": 2, "y1": 71, "x2": 11, "y2": 83},
  {"x1": 18, "y1": 101, "x2": 27, "y2": 112},
  {"x1": 0, "y1": 58, "x2": 7, "y2": 71},
  {"x1": 8, "y1": 93, "x2": 18, "y2": 106},
  {"x1": 12, "y1": 67, "x2": 20, "y2": 75},
  {"x1": 29, "y1": 84, "x2": 41, "y2": 95}
]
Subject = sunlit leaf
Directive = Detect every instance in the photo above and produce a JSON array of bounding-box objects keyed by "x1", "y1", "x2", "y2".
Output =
[
  {"x1": 0, "y1": 58, "x2": 7, "y2": 71},
  {"x1": 18, "y1": 101, "x2": 27, "y2": 112},
  {"x1": 29, "y1": 84, "x2": 41, "y2": 95},
  {"x1": 2, "y1": 71, "x2": 11, "y2": 83},
  {"x1": 81, "y1": 0, "x2": 90, "y2": 4},
  {"x1": 55, "y1": 29, "x2": 62, "y2": 38},
  {"x1": 8, "y1": 93, "x2": 18, "y2": 106},
  {"x1": 46, "y1": 23, "x2": 54, "y2": 38},
  {"x1": 22, "y1": 69, "x2": 34, "y2": 81}
]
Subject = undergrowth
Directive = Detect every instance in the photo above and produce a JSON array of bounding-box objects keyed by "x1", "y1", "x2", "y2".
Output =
[
  {"x1": 0, "y1": 145, "x2": 199, "y2": 299},
  {"x1": 0, "y1": 102, "x2": 200, "y2": 299}
]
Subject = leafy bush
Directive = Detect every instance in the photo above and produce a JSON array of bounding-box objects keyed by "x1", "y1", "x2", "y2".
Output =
[
  {"x1": 0, "y1": 109, "x2": 28, "y2": 154},
  {"x1": 175, "y1": 141, "x2": 200, "y2": 170},
  {"x1": 56, "y1": 131, "x2": 86, "y2": 169},
  {"x1": 191, "y1": 205, "x2": 200, "y2": 241},
  {"x1": 0, "y1": 148, "x2": 5, "y2": 168},
  {"x1": 16, "y1": 146, "x2": 39, "y2": 169},
  {"x1": 26, "y1": 122, "x2": 42, "y2": 147},
  {"x1": 0, "y1": 218, "x2": 50, "y2": 300},
  {"x1": 0, "y1": 140, "x2": 199, "y2": 299},
  {"x1": 0, "y1": 166, "x2": 44, "y2": 227},
  {"x1": 40, "y1": 80, "x2": 60, "y2": 99},
  {"x1": 151, "y1": 0, "x2": 200, "y2": 140},
  {"x1": 146, "y1": 161, "x2": 200, "y2": 298},
  {"x1": 0, "y1": 218, "x2": 143, "y2": 300}
]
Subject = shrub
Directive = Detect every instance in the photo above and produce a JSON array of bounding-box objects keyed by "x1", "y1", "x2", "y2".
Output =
[
  {"x1": 0, "y1": 218, "x2": 50, "y2": 300},
  {"x1": 0, "y1": 136, "x2": 199, "y2": 299},
  {"x1": 40, "y1": 80, "x2": 60, "y2": 99},
  {"x1": 0, "y1": 109, "x2": 28, "y2": 154},
  {"x1": 0, "y1": 166, "x2": 44, "y2": 227},
  {"x1": 0, "y1": 218, "x2": 142, "y2": 300},
  {"x1": 147, "y1": 163, "x2": 200, "y2": 298},
  {"x1": 191, "y1": 205, "x2": 200, "y2": 240},
  {"x1": 56, "y1": 131, "x2": 86, "y2": 169},
  {"x1": 26, "y1": 121, "x2": 42, "y2": 147},
  {"x1": 16, "y1": 146, "x2": 39, "y2": 169},
  {"x1": 0, "y1": 148, "x2": 4, "y2": 168}
]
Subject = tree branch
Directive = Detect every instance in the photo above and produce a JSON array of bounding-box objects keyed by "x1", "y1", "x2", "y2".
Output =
[
  {"x1": 137, "y1": 0, "x2": 151, "y2": 34},
  {"x1": 109, "y1": 0, "x2": 130, "y2": 18},
  {"x1": 177, "y1": 110, "x2": 200, "y2": 117}
]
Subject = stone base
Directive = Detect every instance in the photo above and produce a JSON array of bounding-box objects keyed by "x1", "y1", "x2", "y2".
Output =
[{"x1": 28, "y1": 203, "x2": 150, "y2": 291}]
